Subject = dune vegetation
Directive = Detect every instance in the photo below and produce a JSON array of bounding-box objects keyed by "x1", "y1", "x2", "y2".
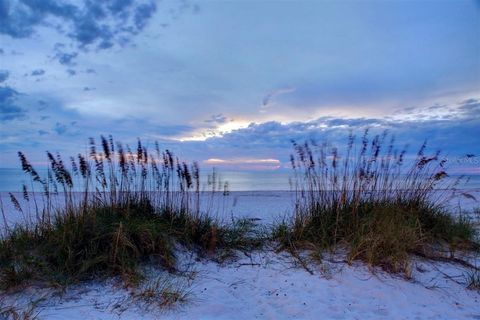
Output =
[
  {"x1": 273, "y1": 131, "x2": 478, "y2": 275},
  {"x1": 0, "y1": 132, "x2": 478, "y2": 302},
  {"x1": 0, "y1": 137, "x2": 263, "y2": 291}
]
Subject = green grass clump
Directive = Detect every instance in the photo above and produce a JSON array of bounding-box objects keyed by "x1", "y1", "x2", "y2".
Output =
[
  {"x1": 0, "y1": 203, "x2": 173, "y2": 288},
  {"x1": 274, "y1": 131, "x2": 478, "y2": 274},
  {"x1": 0, "y1": 203, "x2": 262, "y2": 289},
  {"x1": 0, "y1": 136, "x2": 263, "y2": 290}
]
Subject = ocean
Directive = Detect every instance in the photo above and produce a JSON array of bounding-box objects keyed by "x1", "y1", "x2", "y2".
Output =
[
  {"x1": 1, "y1": 168, "x2": 479, "y2": 192},
  {"x1": 0, "y1": 168, "x2": 295, "y2": 192}
]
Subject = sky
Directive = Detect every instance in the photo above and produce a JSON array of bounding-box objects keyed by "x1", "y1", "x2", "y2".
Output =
[{"x1": 0, "y1": 0, "x2": 479, "y2": 173}]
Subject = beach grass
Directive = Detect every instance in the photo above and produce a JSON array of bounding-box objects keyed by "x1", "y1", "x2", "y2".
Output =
[
  {"x1": 0, "y1": 132, "x2": 478, "y2": 299},
  {"x1": 0, "y1": 137, "x2": 263, "y2": 291},
  {"x1": 273, "y1": 130, "x2": 478, "y2": 274}
]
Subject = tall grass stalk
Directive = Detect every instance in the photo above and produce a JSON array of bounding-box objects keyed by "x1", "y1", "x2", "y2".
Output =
[
  {"x1": 0, "y1": 136, "x2": 262, "y2": 290},
  {"x1": 276, "y1": 130, "x2": 477, "y2": 273}
]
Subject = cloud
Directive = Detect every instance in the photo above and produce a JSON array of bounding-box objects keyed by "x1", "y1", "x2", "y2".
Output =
[
  {"x1": 194, "y1": 98, "x2": 480, "y2": 165},
  {"x1": 0, "y1": 70, "x2": 9, "y2": 82},
  {"x1": 38, "y1": 129, "x2": 49, "y2": 136},
  {"x1": 0, "y1": 0, "x2": 41, "y2": 38},
  {"x1": 388, "y1": 98, "x2": 480, "y2": 122},
  {"x1": 37, "y1": 100, "x2": 47, "y2": 109},
  {"x1": 458, "y1": 98, "x2": 480, "y2": 114},
  {"x1": 134, "y1": 2, "x2": 157, "y2": 30},
  {"x1": 54, "y1": 50, "x2": 78, "y2": 66},
  {"x1": 53, "y1": 121, "x2": 81, "y2": 136},
  {"x1": 204, "y1": 114, "x2": 228, "y2": 124},
  {"x1": 0, "y1": 86, "x2": 27, "y2": 122},
  {"x1": 0, "y1": 0, "x2": 200, "y2": 74},
  {"x1": 261, "y1": 87, "x2": 295, "y2": 108},
  {"x1": 1, "y1": 95, "x2": 478, "y2": 170},
  {"x1": 30, "y1": 69, "x2": 45, "y2": 76},
  {"x1": 54, "y1": 122, "x2": 68, "y2": 135},
  {"x1": 0, "y1": 0, "x2": 158, "y2": 50}
]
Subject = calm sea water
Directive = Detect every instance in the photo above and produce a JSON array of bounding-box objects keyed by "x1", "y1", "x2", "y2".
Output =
[
  {"x1": 0, "y1": 168, "x2": 479, "y2": 192},
  {"x1": 0, "y1": 168, "x2": 293, "y2": 192}
]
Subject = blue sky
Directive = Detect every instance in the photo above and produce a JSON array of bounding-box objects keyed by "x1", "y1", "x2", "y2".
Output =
[{"x1": 0, "y1": 0, "x2": 479, "y2": 172}]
